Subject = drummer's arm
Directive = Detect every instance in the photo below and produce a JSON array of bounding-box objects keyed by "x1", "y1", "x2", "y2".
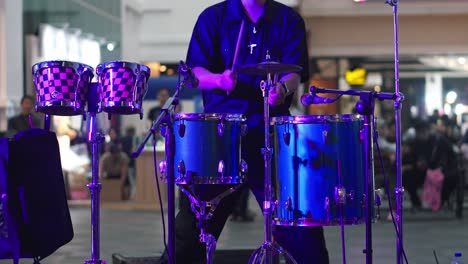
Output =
[
  {"x1": 193, "y1": 67, "x2": 235, "y2": 92},
  {"x1": 278, "y1": 73, "x2": 301, "y2": 97}
]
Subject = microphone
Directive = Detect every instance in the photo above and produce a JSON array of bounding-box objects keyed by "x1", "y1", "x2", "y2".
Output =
[
  {"x1": 179, "y1": 60, "x2": 199, "y2": 89},
  {"x1": 300, "y1": 93, "x2": 336, "y2": 105}
]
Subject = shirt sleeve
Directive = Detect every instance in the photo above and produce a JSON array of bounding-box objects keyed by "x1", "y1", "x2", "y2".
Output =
[
  {"x1": 186, "y1": 9, "x2": 219, "y2": 70},
  {"x1": 281, "y1": 14, "x2": 310, "y2": 83}
]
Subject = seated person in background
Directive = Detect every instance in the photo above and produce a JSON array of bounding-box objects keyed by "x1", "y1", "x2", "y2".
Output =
[{"x1": 99, "y1": 142, "x2": 130, "y2": 200}]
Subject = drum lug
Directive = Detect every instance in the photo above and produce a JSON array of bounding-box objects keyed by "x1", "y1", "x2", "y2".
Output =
[
  {"x1": 334, "y1": 186, "x2": 347, "y2": 204},
  {"x1": 285, "y1": 196, "x2": 293, "y2": 211},
  {"x1": 160, "y1": 125, "x2": 166, "y2": 136},
  {"x1": 218, "y1": 160, "x2": 225, "y2": 177},
  {"x1": 322, "y1": 130, "x2": 328, "y2": 143},
  {"x1": 324, "y1": 197, "x2": 331, "y2": 223},
  {"x1": 283, "y1": 131, "x2": 291, "y2": 146},
  {"x1": 178, "y1": 122, "x2": 186, "y2": 138},
  {"x1": 241, "y1": 124, "x2": 248, "y2": 137},
  {"x1": 217, "y1": 121, "x2": 224, "y2": 137},
  {"x1": 178, "y1": 160, "x2": 186, "y2": 179},
  {"x1": 359, "y1": 128, "x2": 364, "y2": 142},
  {"x1": 240, "y1": 159, "x2": 248, "y2": 175},
  {"x1": 159, "y1": 160, "x2": 167, "y2": 181}
]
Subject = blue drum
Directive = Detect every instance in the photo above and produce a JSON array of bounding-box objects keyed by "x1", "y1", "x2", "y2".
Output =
[
  {"x1": 96, "y1": 61, "x2": 150, "y2": 116},
  {"x1": 171, "y1": 113, "x2": 248, "y2": 185},
  {"x1": 271, "y1": 114, "x2": 371, "y2": 226}
]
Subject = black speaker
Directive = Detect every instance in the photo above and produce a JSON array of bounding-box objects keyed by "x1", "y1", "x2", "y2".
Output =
[
  {"x1": 4, "y1": 129, "x2": 74, "y2": 261},
  {"x1": 112, "y1": 249, "x2": 254, "y2": 264}
]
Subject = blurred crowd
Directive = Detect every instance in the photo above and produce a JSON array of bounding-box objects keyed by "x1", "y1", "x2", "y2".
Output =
[{"x1": 376, "y1": 110, "x2": 466, "y2": 216}]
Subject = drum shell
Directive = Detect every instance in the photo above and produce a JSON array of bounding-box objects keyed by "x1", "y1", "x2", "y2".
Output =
[
  {"x1": 271, "y1": 114, "x2": 373, "y2": 226},
  {"x1": 32, "y1": 60, "x2": 94, "y2": 116},
  {"x1": 96, "y1": 61, "x2": 150, "y2": 115},
  {"x1": 169, "y1": 113, "x2": 247, "y2": 185}
]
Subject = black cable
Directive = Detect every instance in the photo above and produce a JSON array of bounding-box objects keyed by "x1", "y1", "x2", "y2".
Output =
[
  {"x1": 152, "y1": 133, "x2": 168, "y2": 256},
  {"x1": 373, "y1": 119, "x2": 409, "y2": 264}
]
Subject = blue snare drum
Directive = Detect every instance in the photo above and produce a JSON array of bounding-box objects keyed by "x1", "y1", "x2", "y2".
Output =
[
  {"x1": 271, "y1": 114, "x2": 371, "y2": 226},
  {"x1": 171, "y1": 113, "x2": 248, "y2": 185},
  {"x1": 32, "y1": 60, "x2": 94, "y2": 115},
  {"x1": 96, "y1": 61, "x2": 150, "y2": 116}
]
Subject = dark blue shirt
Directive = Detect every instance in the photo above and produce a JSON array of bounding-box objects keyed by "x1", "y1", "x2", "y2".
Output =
[{"x1": 186, "y1": 0, "x2": 309, "y2": 129}]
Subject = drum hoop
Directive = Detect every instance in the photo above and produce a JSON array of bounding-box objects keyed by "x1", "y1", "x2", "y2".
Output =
[
  {"x1": 270, "y1": 114, "x2": 362, "y2": 125},
  {"x1": 175, "y1": 113, "x2": 246, "y2": 122},
  {"x1": 96, "y1": 61, "x2": 151, "y2": 76},
  {"x1": 175, "y1": 175, "x2": 244, "y2": 185},
  {"x1": 32, "y1": 60, "x2": 94, "y2": 75}
]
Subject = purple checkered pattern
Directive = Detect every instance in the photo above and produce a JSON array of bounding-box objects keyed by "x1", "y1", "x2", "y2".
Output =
[
  {"x1": 101, "y1": 68, "x2": 136, "y2": 103},
  {"x1": 35, "y1": 67, "x2": 77, "y2": 101}
]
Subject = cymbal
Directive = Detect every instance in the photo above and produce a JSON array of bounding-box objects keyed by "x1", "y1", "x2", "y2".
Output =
[{"x1": 237, "y1": 61, "x2": 302, "y2": 75}]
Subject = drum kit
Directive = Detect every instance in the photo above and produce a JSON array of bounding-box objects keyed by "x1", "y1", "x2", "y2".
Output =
[
  {"x1": 30, "y1": 1, "x2": 404, "y2": 263},
  {"x1": 129, "y1": 53, "x2": 392, "y2": 264},
  {"x1": 32, "y1": 60, "x2": 151, "y2": 264}
]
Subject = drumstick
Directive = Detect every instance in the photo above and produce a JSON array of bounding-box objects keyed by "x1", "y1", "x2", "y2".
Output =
[{"x1": 228, "y1": 20, "x2": 245, "y2": 96}]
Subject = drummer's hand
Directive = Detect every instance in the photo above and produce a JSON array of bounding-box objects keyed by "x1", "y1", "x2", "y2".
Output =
[
  {"x1": 217, "y1": 70, "x2": 237, "y2": 92},
  {"x1": 269, "y1": 82, "x2": 286, "y2": 106}
]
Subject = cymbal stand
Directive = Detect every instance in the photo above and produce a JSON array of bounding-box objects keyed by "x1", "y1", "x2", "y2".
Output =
[
  {"x1": 85, "y1": 83, "x2": 105, "y2": 264},
  {"x1": 249, "y1": 73, "x2": 297, "y2": 264},
  {"x1": 386, "y1": 0, "x2": 405, "y2": 263}
]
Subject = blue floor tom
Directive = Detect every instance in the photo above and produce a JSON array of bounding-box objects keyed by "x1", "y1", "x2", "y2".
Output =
[{"x1": 271, "y1": 114, "x2": 371, "y2": 226}]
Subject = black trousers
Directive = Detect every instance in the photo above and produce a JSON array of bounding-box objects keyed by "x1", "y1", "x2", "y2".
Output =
[{"x1": 169, "y1": 130, "x2": 329, "y2": 264}]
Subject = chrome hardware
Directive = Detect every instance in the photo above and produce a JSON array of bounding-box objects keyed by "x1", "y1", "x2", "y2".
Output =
[
  {"x1": 322, "y1": 130, "x2": 328, "y2": 143},
  {"x1": 178, "y1": 160, "x2": 186, "y2": 176},
  {"x1": 218, "y1": 160, "x2": 225, "y2": 176},
  {"x1": 178, "y1": 121, "x2": 186, "y2": 137},
  {"x1": 240, "y1": 159, "x2": 248, "y2": 174},
  {"x1": 159, "y1": 160, "x2": 167, "y2": 181},
  {"x1": 241, "y1": 123, "x2": 248, "y2": 137},
  {"x1": 285, "y1": 197, "x2": 293, "y2": 211},
  {"x1": 324, "y1": 196, "x2": 330, "y2": 223},
  {"x1": 359, "y1": 128, "x2": 364, "y2": 142},
  {"x1": 283, "y1": 131, "x2": 291, "y2": 146},
  {"x1": 217, "y1": 120, "x2": 224, "y2": 137}
]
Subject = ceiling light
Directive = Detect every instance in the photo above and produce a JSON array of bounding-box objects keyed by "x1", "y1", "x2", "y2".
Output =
[
  {"x1": 457, "y1": 57, "x2": 466, "y2": 65},
  {"x1": 106, "y1": 42, "x2": 115, "y2": 51}
]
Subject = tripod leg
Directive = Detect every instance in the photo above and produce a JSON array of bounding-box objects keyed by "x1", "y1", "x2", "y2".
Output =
[{"x1": 204, "y1": 233, "x2": 217, "y2": 264}]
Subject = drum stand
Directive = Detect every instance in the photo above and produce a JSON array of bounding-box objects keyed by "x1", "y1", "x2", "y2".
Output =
[
  {"x1": 249, "y1": 74, "x2": 296, "y2": 264},
  {"x1": 179, "y1": 185, "x2": 242, "y2": 264},
  {"x1": 85, "y1": 83, "x2": 105, "y2": 264}
]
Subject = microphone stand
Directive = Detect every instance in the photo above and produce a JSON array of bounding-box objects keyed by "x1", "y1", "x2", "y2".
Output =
[
  {"x1": 386, "y1": 1, "x2": 405, "y2": 263},
  {"x1": 132, "y1": 66, "x2": 188, "y2": 264},
  {"x1": 312, "y1": 86, "x2": 397, "y2": 264}
]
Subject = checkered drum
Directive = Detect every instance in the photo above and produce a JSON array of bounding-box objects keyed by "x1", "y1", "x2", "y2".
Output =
[
  {"x1": 96, "y1": 61, "x2": 150, "y2": 116},
  {"x1": 32, "y1": 61, "x2": 94, "y2": 116}
]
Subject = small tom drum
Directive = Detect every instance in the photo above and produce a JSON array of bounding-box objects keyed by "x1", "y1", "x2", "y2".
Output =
[
  {"x1": 32, "y1": 60, "x2": 94, "y2": 116},
  {"x1": 96, "y1": 61, "x2": 150, "y2": 116},
  {"x1": 168, "y1": 113, "x2": 248, "y2": 185},
  {"x1": 271, "y1": 114, "x2": 372, "y2": 226}
]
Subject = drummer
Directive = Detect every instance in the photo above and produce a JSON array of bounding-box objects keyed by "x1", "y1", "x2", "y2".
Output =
[{"x1": 161, "y1": 0, "x2": 329, "y2": 263}]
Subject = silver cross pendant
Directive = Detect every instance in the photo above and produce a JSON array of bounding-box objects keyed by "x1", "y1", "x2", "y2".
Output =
[{"x1": 248, "y1": 43, "x2": 257, "y2": 54}]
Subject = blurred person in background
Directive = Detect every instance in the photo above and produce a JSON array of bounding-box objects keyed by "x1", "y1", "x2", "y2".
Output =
[
  {"x1": 99, "y1": 141, "x2": 130, "y2": 200},
  {"x1": 121, "y1": 126, "x2": 138, "y2": 198},
  {"x1": 7, "y1": 95, "x2": 42, "y2": 136}
]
